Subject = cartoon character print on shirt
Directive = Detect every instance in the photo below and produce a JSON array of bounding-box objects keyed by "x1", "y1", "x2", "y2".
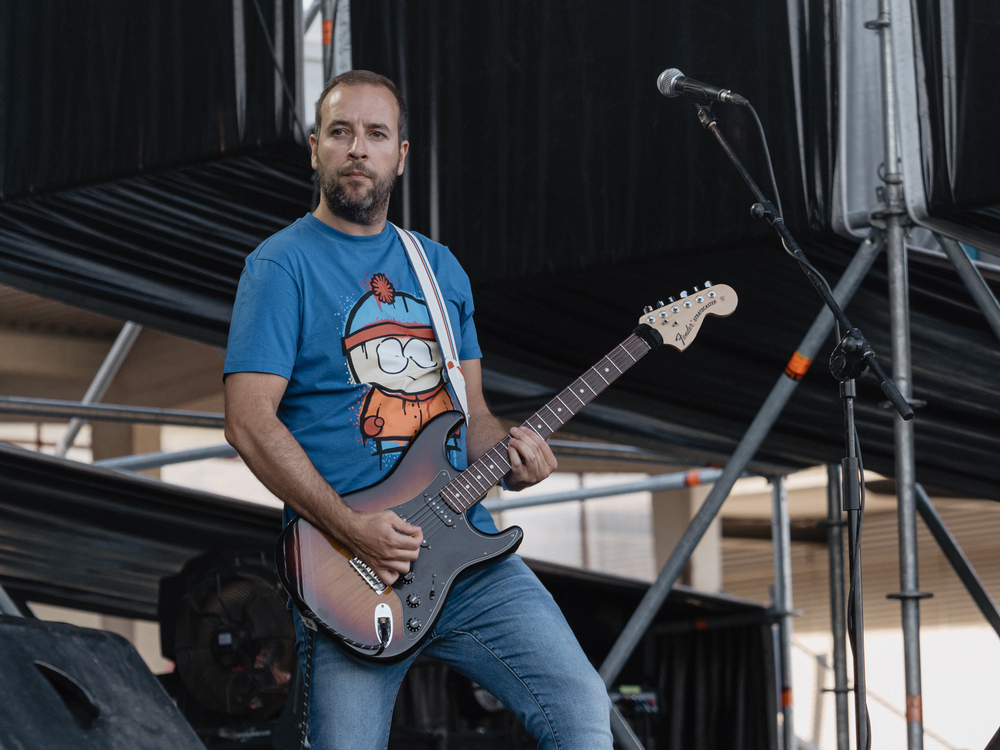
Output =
[{"x1": 342, "y1": 272, "x2": 460, "y2": 466}]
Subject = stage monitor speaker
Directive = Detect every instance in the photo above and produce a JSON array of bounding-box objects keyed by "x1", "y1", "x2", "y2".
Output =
[{"x1": 0, "y1": 614, "x2": 204, "y2": 750}]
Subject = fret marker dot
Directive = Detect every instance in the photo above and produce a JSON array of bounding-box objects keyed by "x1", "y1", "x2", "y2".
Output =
[
  {"x1": 557, "y1": 408, "x2": 562, "y2": 412},
  {"x1": 465, "y1": 484, "x2": 471, "y2": 489},
  {"x1": 605, "y1": 368, "x2": 609, "y2": 372},
  {"x1": 537, "y1": 424, "x2": 543, "y2": 429},
  {"x1": 579, "y1": 389, "x2": 584, "y2": 393}
]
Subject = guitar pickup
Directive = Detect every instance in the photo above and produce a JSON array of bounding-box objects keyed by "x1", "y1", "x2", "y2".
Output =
[
  {"x1": 349, "y1": 556, "x2": 388, "y2": 594},
  {"x1": 424, "y1": 495, "x2": 456, "y2": 527}
]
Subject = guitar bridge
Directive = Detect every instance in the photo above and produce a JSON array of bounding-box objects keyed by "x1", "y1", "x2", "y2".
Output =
[{"x1": 349, "y1": 556, "x2": 388, "y2": 594}]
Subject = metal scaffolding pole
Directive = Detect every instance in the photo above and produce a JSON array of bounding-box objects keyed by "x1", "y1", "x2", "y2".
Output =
[
  {"x1": 915, "y1": 484, "x2": 1000, "y2": 639},
  {"x1": 826, "y1": 463, "x2": 851, "y2": 750},
  {"x1": 321, "y1": 0, "x2": 336, "y2": 83},
  {"x1": 304, "y1": 0, "x2": 321, "y2": 31},
  {"x1": 0, "y1": 396, "x2": 225, "y2": 428},
  {"x1": 53, "y1": 321, "x2": 142, "y2": 457},
  {"x1": 875, "y1": 0, "x2": 925, "y2": 744},
  {"x1": 934, "y1": 233, "x2": 1000, "y2": 343},
  {"x1": 597, "y1": 232, "x2": 884, "y2": 687},
  {"x1": 610, "y1": 705, "x2": 646, "y2": 750},
  {"x1": 93, "y1": 443, "x2": 239, "y2": 471},
  {"x1": 484, "y1": 467, "x2": 726, "y2": 513},
  {"x1": 771, "y1": 475, "x2": 795, "y2": 750}
]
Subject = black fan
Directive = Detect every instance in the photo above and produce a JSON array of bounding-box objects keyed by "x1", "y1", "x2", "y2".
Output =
[{"x1": 164, "y1": 552, "x2": 297, "y2": 720}]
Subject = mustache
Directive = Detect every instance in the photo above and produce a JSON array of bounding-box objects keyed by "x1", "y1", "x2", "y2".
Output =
[{"x1": 337, "y1": 162, "x2": 377, "y2": 179}]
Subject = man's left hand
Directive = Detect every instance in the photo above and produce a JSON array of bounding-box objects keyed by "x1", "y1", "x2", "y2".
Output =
[{"x1": 505, "y1": 426, "x2": 558, "y2": 491}]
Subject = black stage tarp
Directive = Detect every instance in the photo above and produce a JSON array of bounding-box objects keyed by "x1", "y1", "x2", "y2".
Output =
[
  {"x1": 0, "y1": 3, "x2": 998, "y2": 498},
  {"x1": 0, "y1": 443, "x2": 280, "y2": 619}
]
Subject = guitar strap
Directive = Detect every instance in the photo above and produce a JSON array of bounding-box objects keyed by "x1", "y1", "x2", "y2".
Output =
[{"x1": 391, "y1": 223, "x2": 471, "y2": 424}]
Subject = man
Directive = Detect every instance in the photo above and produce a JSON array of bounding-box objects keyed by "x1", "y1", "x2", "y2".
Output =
[{"x1": 224, "y1": 70, "x2": 612, "y2": 750}]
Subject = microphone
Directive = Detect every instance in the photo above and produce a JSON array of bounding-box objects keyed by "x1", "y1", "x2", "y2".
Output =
[{"x1": 656, "y1": 68, "x2": 749, "y2": 106}]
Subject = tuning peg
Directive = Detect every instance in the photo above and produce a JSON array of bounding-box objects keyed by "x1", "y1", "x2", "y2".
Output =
[
  {"x1": 704, "y1": 280, "x2": 713, "y2": 288},
  {"x1": 655, "y1": 300, "x2": 665, "y2": 308},
  {"x1": 668, "y1": 296, "x2": 675, "y2": 303},
  {"x1": 642, "y1": 305, "x2": 654, "y2": 314},
  {"x1": 693, "y1": 285, "x2": 700, "y2": 292},
  {"x1": 679, "y1": 291, "x2": 688, "y2": 298}
]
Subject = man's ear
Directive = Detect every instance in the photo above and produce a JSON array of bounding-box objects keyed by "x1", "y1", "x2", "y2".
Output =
[
  {"x1": 310, "y1": 133, "x2": 319, "y2": 170},
  {"x1": 397, "y1": 140, "x2": 409, "y2": 176}
]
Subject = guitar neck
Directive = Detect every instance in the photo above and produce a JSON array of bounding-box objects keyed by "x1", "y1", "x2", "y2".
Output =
[{"x1": 439, "y1": 332, "x2": 653, "y2": 514}]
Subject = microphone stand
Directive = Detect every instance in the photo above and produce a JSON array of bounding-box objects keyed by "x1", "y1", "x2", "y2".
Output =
[
  {"x1": 692, "y1": 102, "x2": 914, "y2": 750},
  {"x1": 694, "y1": 103, "x2": 911, "y2": 421}
]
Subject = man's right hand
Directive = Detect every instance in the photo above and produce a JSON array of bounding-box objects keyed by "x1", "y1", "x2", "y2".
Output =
[
  {"x1": 342, "y1": 510, "x2": 423, "y2": 585},
  {"x1": 225, "y1": 372, "x2": 423, "y2": 586}
]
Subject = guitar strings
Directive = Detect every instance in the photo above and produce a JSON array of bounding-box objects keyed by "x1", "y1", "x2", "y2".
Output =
[
  {"x1": 380, "y1": 335, "x2": 651, "y2": 574},
  {"x1": 403, "y1": 338, "x2": 649, "y2": 544}
]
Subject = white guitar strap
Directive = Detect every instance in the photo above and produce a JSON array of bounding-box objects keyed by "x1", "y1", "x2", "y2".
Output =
[{"x1": 391, "y1": 224, "x2": 470, "y2": 424}]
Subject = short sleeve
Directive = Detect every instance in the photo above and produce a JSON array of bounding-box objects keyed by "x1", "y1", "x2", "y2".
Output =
[
  {"x1": 442, "y1": 254, "x2": 482, "y2": 361},
  {"x1": 224, "y1": 257, "x2": 302, "y2": 379}
]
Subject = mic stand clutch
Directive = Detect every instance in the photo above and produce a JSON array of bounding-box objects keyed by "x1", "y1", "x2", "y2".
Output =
[{"x1": 691, "y1": 101, "x2": 912, "y2": 750}]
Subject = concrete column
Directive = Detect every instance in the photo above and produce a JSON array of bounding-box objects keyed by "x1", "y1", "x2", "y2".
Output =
[
  {"x1": 100, "y1": 615, "x2": 136, "y2": 643},
  {"x1": 650, "y1": 484, "x2": 721, "y2": 593},
  {"x1": 91, "y1": 423, "x2": 162, "y2": 479}
]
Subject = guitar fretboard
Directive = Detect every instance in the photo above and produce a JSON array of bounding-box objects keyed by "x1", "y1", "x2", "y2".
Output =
[{"x1": 439, "y1": 333, "x2": 652, "y2": 514}]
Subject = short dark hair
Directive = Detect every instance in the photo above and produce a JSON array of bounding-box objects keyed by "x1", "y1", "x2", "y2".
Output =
[{"x1": 313, "y1": 70, "x2": 408, "y2": 143}]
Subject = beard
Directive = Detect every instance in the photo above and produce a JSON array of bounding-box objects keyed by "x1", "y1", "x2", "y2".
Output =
[{"x1": 318, "y1": 158, "x2": 398, "y2": 226}]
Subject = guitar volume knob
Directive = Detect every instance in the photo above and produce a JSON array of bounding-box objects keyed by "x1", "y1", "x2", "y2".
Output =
[
  {"x1": 406, "y1": 594, "x2": 421, "y2": 608},
  {"x1": 407, "y1": 618, "x2": 422, "y2": 632}
]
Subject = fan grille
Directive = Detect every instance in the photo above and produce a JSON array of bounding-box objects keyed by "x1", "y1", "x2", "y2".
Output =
[{"x1": 174, "y1": 571, "x2": 296, "y2": 718}]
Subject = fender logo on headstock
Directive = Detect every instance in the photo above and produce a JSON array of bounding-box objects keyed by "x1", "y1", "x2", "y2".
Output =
[
  {"x1": 637, "y1": 283, "x2": 738, "y2": 352},
  {"x1": 676, "y1": 297, "x2": 719, "y2": 346}
]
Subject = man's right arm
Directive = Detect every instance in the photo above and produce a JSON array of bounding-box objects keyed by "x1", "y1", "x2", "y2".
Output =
[{"x1": 224, "y1": 371, "x2": 422, "y2": 583}]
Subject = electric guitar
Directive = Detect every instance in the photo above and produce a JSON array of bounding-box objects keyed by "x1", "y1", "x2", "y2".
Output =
[{"x1": 275, "y1": 284, "x2": 738, "y2": 662}]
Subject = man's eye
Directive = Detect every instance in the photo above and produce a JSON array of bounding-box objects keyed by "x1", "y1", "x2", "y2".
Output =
[{"x1": 371, "y1": 131, "x2": 386, "y2": 139}]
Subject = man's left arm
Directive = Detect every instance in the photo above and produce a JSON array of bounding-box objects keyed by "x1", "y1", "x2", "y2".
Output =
[{"x1": 461, "y1": 358, "x2": 558, "y2": 492}]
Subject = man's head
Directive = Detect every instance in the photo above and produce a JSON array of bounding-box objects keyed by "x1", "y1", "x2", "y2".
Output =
[
  {"x1": 310, "y1": 71, "x2": 409, "y2": 229},
  {"x1": 313, "y1": 71, "x2": 408, "y2": 144}
]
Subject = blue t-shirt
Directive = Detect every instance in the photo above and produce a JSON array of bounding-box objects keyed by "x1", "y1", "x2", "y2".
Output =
[{"x1": 225, "y1": 214, "x2": 497, "y2": 532}]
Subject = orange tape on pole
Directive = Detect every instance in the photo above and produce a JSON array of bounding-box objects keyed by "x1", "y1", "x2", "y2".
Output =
[
  {"x1": 322, "y1": 18, "x2": 334, "y2": 46},
  {"x1": 781, "y1": 688, "x2": 793, "y2": 708},
  {"x1": 784, "y1": 350, "x2": 813, "y2": 380},
  {"x1": 684, "y1": 470, "x2": 702, "y2": 486},
  {"x1": 906, "y1": 694, "x2": 923, "y2": 723}
]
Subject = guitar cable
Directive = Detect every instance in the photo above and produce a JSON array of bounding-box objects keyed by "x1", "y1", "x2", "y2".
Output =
[{"x1": 299, "y1": 625, "x2": 314, "y2": 750}]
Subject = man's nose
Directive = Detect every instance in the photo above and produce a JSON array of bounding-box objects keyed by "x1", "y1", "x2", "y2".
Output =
[{"x1": 348, "y1": 135, "x2": 367, "y2": 159}]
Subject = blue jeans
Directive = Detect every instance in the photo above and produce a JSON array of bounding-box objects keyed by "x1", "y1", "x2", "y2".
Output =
[{"x1": 294, "y1": 555, "x2": 613, "y2": 749}]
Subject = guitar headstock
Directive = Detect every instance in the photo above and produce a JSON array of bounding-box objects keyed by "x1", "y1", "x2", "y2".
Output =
[{"x1": 636, "y1": 283, "x2": 738, "y2": 351}]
